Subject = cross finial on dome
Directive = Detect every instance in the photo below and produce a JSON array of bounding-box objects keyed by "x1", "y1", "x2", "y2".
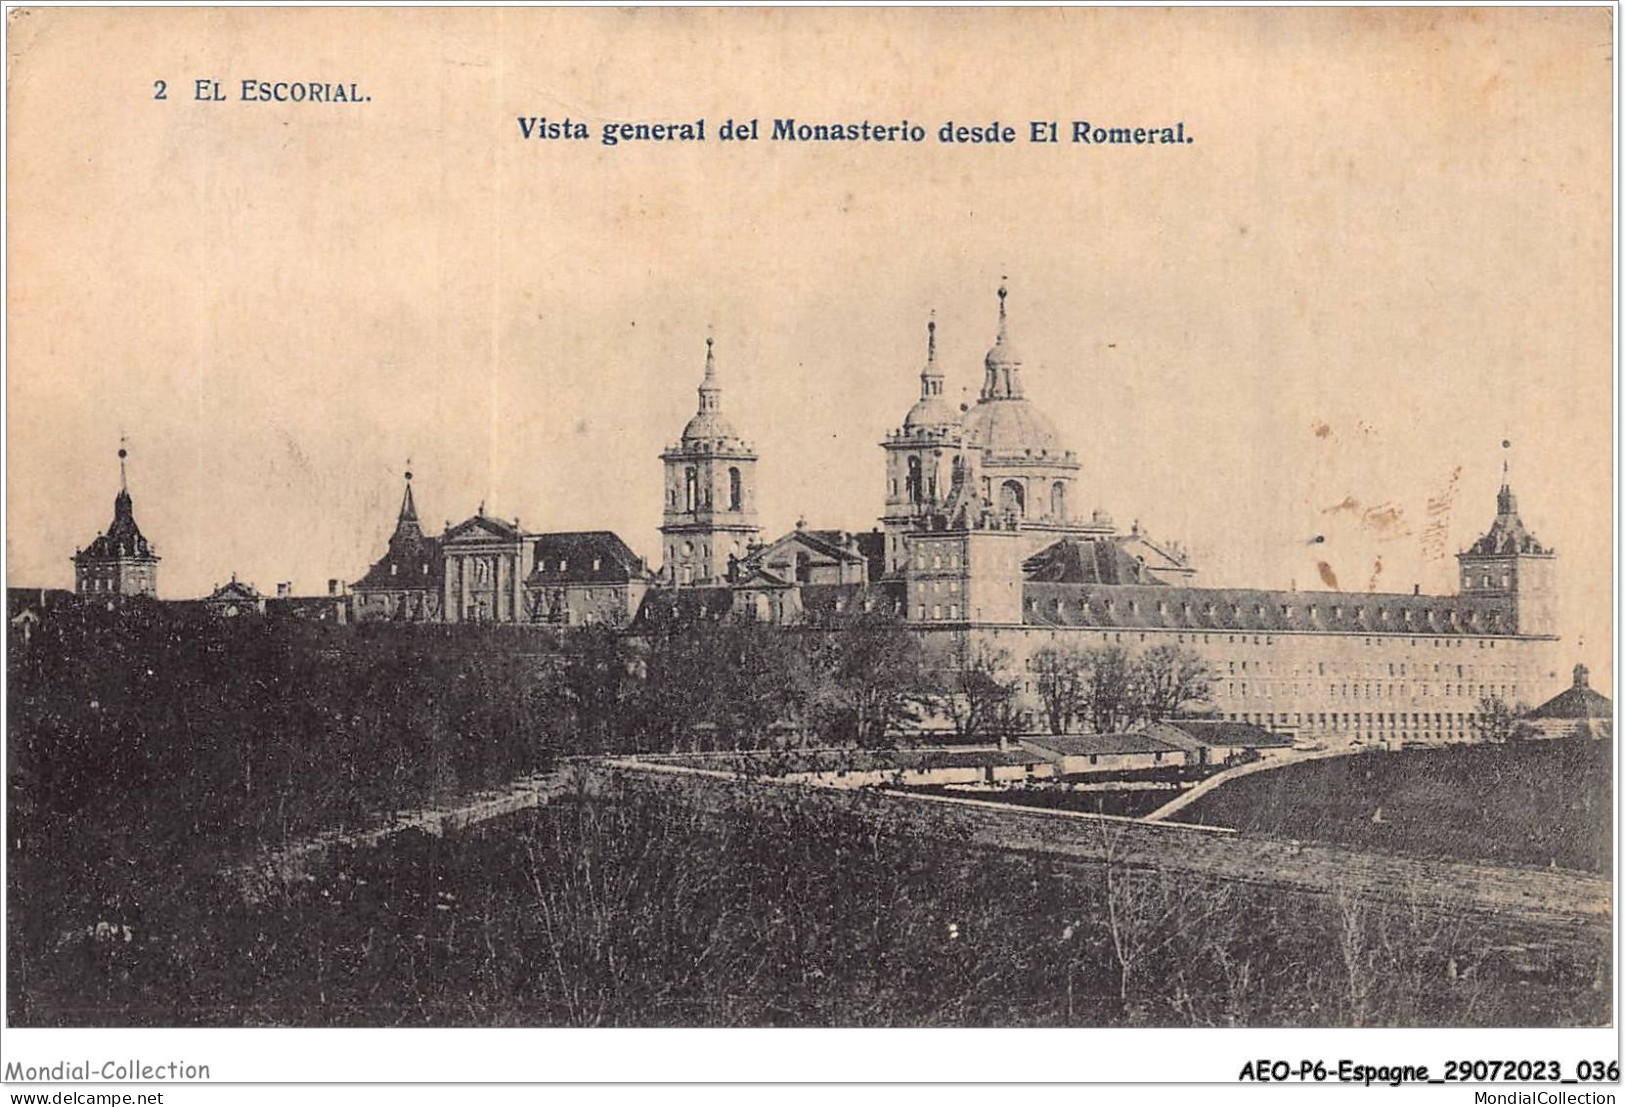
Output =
[
  {"x1": 927, "y1": 311, "x2": 937, "y2": 365},
  {"x1": 981, "y1": 279, "x2": 1025, "y2": 399}
]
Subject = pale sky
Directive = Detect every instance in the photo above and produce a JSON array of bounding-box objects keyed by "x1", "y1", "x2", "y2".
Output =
[{"x1": 7, "y1": 8, "x2": 1613, "y2": 692}]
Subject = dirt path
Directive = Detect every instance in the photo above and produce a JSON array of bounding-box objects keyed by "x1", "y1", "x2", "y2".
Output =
[
  {"x1": 600, "y1": 760, "x2": 1611, "y2": 938},
  {"x1": 223, "y1": 769, "x2": 570, "y2": 902}
]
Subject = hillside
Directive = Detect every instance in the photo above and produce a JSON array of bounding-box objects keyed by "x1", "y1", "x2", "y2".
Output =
[{"x1": 1177, "y1": 740, "x2": 1612, "y2": 874}]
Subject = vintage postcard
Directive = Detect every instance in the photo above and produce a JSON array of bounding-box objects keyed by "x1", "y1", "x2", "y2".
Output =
[{"x1": 2, "y1": 4, "x2": 1616, "y2": 1094}]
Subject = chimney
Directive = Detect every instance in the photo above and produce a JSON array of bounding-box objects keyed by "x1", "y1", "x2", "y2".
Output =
[
  {"x1": 328, "y1": 578, "x2": 341, "y2": 596},
  {"x1": 277, "y1": 582, "x2": 292, "y2": 598},
  {"x1": 1413, "y1": 584, "x2": 1421, "y2": 596}
]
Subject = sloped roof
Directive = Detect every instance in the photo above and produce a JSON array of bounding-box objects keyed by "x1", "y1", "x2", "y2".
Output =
[
  {"x1": 793, "y1": 529, "x2": 888, "y2": 582},
  {"x1": 798, "y1": 581, "x2": 908, "y2": 622},
  {"x1": 7, "y1": 588, "x2": 76, "y2": 619},
  {"x1": 1529, "y1": 686, "x2": 1612, "y2": 720},
  {"x1": 265, "y1": 596, "x2": 346, "y2": 621},
  {"x1": 1022, "y1": 733, "x2": 1182, "y2": 759},
  {"x1": 733, "y1": 566, "x2": 794, "y2": 589},
  {"x1": 353, "y1": 535, "x2": 443, "y2": 591},
  {"x1": 76, "y1": 489, "x2": 157, "y2": 562},
  {"x1": 525, "y1": 531, "x2": 649, "y2": 585},
  {"x1": 1145, "y1": 720, "x2": 1296, "y2": 749},
  {"x1": 1465, "y1": 483, "x2": 1552, "y2": 557},
  {"x1": 742, "y1": 528, "x2": 884, "y2": 585},
  {"x1": 206, "y1": 579, "x2": 262, "y2": 601},
  {"x1": 1530, "y1": 667, "x2": 1612, "y2": 720},
  {"x1": 1025, "y1": 537, "x2": 1173, "y2": 586},
  {"x1": 1021, "y1": 581, "x2": 1518, "y2": 637},
  {"x1": 631, "y1": 586, "x2": 735, "y2": 630},
  {"x1": 790, "y1": 529, "x2": 870, "y2": 564},
  {"x1": 444, "y1": 513, "x2": 523, "y2": 543}
]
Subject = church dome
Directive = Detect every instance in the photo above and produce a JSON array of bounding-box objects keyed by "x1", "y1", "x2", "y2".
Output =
[
  {"x1": 682, "y1": 409, "x2": 740, "y2": 443},
  {"x1": 963, "y1": 397, "x2": 1063, "y2": 455},
  {"x1": 898, "y1": 314, "x2": 960, "y2": 432},
  {"x1": 960, "y1": 283, "x2": 1069, "y2": 456},
  {"x1": 903, "y1": 394, "x2": 961, "y2": 430},
  {"x1": 678, "y1": 337, "x2": 745, "y2": 446}
]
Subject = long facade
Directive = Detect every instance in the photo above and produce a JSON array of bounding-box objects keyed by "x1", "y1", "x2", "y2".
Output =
[
  {"x1": 336, "y1": 283, "x2": 1568, "y2": 739},
  {"x1": 884, "y1": 289, "x2": 1561, "y2": 739}
]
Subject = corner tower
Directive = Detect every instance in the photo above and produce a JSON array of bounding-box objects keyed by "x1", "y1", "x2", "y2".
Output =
[
  {"x1": 1457, "y1": 458, "x2": 1557, "y2": 637},
  {"x1": 73, "y1": 442, "x2": 159, "y2": 597},
  {"x1": 351, "y1": 467, "x2": 444, "y2": 622},
  {"x1": 660, "y1": 338, "x2": 760, "y2": 584}
]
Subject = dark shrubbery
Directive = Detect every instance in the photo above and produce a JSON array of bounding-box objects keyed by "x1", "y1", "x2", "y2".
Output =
[
  {"x1": 10, "y1": 778, "x2": 1608, "y2": 1028},
  {"x1": 8, "y1": 606, "x2": 1610, "y2": 1028}
]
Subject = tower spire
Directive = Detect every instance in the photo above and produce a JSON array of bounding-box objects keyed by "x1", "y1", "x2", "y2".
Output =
[
  {"x1": 920, "y1": 311, "x2": 942, "y2": 399},
  {"x1": 981, "y1": 279, "x2": 1025, "y2": 400},
  {"x1": 1498, "y1": 438, "x2": 1517, "y2": 516},
  {"x1": 118, "y1": 436, "x2": 128, "y2": 493},
  {"x1": 697, "y1": 334, "x2": 723, "y2": 415},
  {"x1": 392, "y1": 464, "x2": 423, "y2": 542}
]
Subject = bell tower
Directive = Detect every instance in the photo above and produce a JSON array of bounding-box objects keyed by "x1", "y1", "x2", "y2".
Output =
[
  {"x1": 881, "y1": 314, "x2": 966, "y2": 576},
  {"x1": 660, "y1": 337, "x2": 760, "y2": 585}
]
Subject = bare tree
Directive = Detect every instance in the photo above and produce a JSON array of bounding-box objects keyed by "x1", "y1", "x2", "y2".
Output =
[
  {"x1": 1470, "y1": 695, "x2": 1535, "y2": 743},
  {"x1": 1031, "y1": 644, "x2": 1089, "y2": 735},
  {"x1": 790, "y1": 608, "x2": 929, "y2": 748},
  {"x1": 937, "y1": 634, "x2": 1022, "y2": 747},
  {"x1": 1136, "y1": 644, "x2": 1213, "y2": 723},
  {"x1": 1083, "y1": 645, "x2": 1140, "y2": 734}
]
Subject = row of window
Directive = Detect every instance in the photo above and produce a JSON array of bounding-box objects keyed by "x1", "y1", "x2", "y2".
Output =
[
  {"x1": 1027, "y1": 594, "x2": 1504, "y2": 630},
  {"x1": 1226, "y1": 659, "x2": 1498, "y2": 680},
  {"x1": 912, "y1": 548, "x2": 963, "y2": 571},
  {"x1": 80, "y1": 576, "x2": 135, "y2": 593},
  {"x1": 1228, "y1": 710, "x2": 1481, "y2": 732},
  {"x1": 1223, "y1": 681, "x2": 1517, "y2": 701}
]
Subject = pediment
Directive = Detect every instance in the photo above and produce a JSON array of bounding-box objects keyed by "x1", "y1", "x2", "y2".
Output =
[
  {"x1": 749, "y1": 531, "x2": 864, "y2": 570},
  {"x1": 444, "y1": 515, "x2": 522, "y2": 543}
]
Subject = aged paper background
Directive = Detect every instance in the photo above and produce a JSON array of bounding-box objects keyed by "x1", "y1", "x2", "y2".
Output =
[{"x1": 6, "y1": 7, "x2": 1613, "y2": 692}]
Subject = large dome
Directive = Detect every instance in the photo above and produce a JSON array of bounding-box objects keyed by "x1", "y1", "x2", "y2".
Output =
[{"x1": 963, "y1": 397, "x2": 1064, "y2": 455}]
